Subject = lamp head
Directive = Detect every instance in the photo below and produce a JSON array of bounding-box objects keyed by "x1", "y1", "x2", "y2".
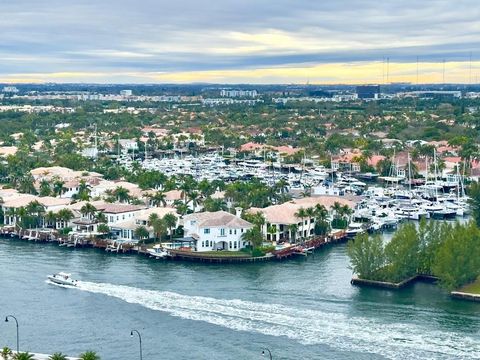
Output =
[
  {"x1": 5, "y1": 316, "x2": 8, "y2": 322},
  {"x1": 130, "y1": 330, "x2": 134, "y2": 337},
  {"x1": 262, "y1": 350, "x2": 265, "y2": 356}
]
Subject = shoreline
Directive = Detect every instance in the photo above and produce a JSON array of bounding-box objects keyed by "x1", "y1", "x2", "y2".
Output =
[
  {"x1": 0, "y1": 229, "x2": 348, "y2": 264},
  {"x1": 351, "y1": 274, "x2": 480, "y2": 303}
]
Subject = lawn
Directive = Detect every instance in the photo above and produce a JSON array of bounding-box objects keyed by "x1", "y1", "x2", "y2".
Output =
[
  {"x1": 459, "y1": 277, "x2": 480, "y2": 294},
  {"x1": 198, "y1": 251, "x2": 252, "y2": 258}
]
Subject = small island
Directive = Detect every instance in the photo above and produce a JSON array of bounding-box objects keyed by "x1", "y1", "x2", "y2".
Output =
[{"x1": 348, "y1": 190, "x2": 480, "y2": 301}]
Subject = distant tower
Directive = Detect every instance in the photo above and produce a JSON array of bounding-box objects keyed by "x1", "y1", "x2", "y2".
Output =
[
  {"x1": 416, "y1": 56, "x2": 419, "y2": 86},
  {"x1": 443, "y1": 59, "x2": 446, "y2": 84},
  {"x1": 469, "y1": 52, "x2": 473, "y2": 84},
  {"x1": 386, "y1": 57, "x2": 390, "y2": 84}
]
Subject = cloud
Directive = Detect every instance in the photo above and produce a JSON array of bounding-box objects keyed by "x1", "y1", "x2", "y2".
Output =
[{"x1": 0, "y1": 0, "x2": 479, "y2": 83}]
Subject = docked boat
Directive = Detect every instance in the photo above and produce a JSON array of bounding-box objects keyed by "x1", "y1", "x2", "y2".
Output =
[
  {"x1": 47, "y1": 272, "x2": 78, "y2": 286},
  {"x1": 147, "y1": 245, "x2": 169, "y2": 259},
  {"x1": 346, "y1": 222, "x2": 367, "y2": 238}
]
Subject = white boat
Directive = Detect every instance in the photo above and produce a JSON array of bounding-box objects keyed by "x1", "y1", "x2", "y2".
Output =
[
  {"x1": 346, "y1": 222, "x2": 366, "y2": 238},
  {"x1": 147, "y1": 245, "x2": 169, "y2": 259},
  {"x1": 47, "y1": 272, "x2": 78, "y2": 286}
]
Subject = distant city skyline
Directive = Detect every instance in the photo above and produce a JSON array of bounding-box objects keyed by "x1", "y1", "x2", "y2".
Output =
[{"x1": 1, "y1": 0, "x2": 479, "y2": 84}]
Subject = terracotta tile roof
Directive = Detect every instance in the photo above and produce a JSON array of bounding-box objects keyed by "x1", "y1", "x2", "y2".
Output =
[
  {"x1": 183, "y1": 211, "x2": 252, "y2": 228},
  {"x1": 249, "y1": 196, "x2": 356, "y2": 225},
  {"x1": 102, "y1": 204, "x2": 146, "y2": 214}
]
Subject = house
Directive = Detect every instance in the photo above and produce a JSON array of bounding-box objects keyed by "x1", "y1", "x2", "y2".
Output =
[
  {"x1": 109, "y1": 207, "x2": 179, "y2": 243},
  {"x1": 100, "y1": 204, "x2": 146, "y2": 225},
  {"x1": 2, "y1": 194, "x2": 70, "y2": 227},
  {"x1": 182, "y1": 211, "x2": 253, "y2": 252},
  {"x1": 249, "y1": 196, "x2": 356, "y2": 242}
]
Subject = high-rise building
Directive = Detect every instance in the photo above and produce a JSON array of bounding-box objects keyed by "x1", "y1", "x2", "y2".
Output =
[
  {"x1": 356, "y1": 85, "x2": 380, "y2": 99},
  {"x1": 120, "y1": 89, "x2": 133, "y2": 97},
  {"x1": 2, "y1": 86, "x2": 19, "y2": 93}
]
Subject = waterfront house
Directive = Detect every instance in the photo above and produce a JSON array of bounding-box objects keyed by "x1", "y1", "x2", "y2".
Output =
[
  {"x1": 109, "y1": 207, "x2": 179, "y2": 242},
  {"x1": 182, "y1": 211, "x2": 253, "y2": 251},
  {"x1": 249, "y1": 196, "x2": 355, "y2": 242}
]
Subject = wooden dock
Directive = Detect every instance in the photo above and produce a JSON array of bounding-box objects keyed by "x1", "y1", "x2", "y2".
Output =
[
  {"x1": 168, "y1": 249, "x2": 274, "y2": 263},
  {"x1": 1, "y1": 226, "x2": 348, "y2": 264}
]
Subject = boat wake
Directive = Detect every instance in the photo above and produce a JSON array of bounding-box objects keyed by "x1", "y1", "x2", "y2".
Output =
[{"x1": 73, "y1": 281, "x2": 479, "y2": 359}]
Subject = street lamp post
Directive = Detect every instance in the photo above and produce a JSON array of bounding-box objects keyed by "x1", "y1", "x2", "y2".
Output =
[
  {"x1": 130, "y1": 329, "x2": 143, "y2": 360},
  {"x1": 261, "y1": 347, "x2": 272, "y2": 360},
  {"x1": 5, "y1": 315, "x2": 19, "y2": 353}
]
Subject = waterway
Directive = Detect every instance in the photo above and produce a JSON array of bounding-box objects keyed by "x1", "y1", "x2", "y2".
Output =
[{"x1": 1, "y1": 238, "x2": 479, "y2": 359}]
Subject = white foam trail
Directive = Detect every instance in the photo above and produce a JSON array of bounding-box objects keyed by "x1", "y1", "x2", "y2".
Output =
[{"x1": 71, "y1": 281, "x2": 479, "y2": 359}]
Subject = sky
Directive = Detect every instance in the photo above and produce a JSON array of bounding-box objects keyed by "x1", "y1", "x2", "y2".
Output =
[{"x1": 1, "y1": 0, "x2": 480, "y2": 84}]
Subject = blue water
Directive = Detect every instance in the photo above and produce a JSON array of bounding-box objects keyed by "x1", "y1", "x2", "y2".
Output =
[{"x1": 1, "y1": 238, "x2": 480, "y2": 359}]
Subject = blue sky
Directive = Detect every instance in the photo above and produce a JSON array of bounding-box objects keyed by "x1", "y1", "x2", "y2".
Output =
[{"x1": 1, "y1": 0, "x2": 479, "y2": 83}]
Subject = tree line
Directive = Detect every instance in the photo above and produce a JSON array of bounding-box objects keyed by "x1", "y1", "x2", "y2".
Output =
[{"x1": 347, "y1": 219, "x2": 480, "y2": 291}]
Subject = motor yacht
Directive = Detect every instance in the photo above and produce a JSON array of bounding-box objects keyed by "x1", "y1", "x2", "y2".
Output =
[
  {"x1": 147, "y1": 245, "x2": 169, "y2": 259},
  {"x1": 47, "y1": 272, "x2": 78, "y2": 286},
  {"x1": 346, "y1": 222, "x2": 367, "y2": 238}
]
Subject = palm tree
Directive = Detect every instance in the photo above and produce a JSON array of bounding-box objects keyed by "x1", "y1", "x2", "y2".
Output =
[
  {"x1": 134, "y1": 225, "x2": 149, "y2": 245},
  {"x1": 294, "y1": 207, "x2": 307, "y2": 240},
  {"x1": 305, "y1": 207, "x2": 316, "y2": 238},
  {"x1": 267, "y1": 224, "x2": 277, "y2": 242},
  {"x1": 80, "y1": 203, "x2": 97, "y2": 220},
  {"x1": 97, "y1": 223, "x2": 110, "y2": 237},
  {"x1": 52, "y1": 180, "x2": 66, "y2": 197},
  {"x1": 178, "y1": 180, "x2": 192, "y2": 203},
  {"x1": 314, "y1": 204, "x2": 330, "y2": 236},
  {"x1": 1, "y1": 347, "x2": 12, "y2": 360},
  {"x1": 331, "y1": 201, "x2": 343, "y2": 228},
  {"x1": 57, "y1": 208, "x2": 74, "y2": 228},
  {"x1": 149, "y1": 191, "x2": 167, "y2": 207},
  {"x1": 163, "y1": 213, "x2": 178, "y2": 241},
  {"x1": 95, "y1": 212, "x2": 107, "y2": 224},
  {"x1": 340, "y1": 204, "x2": 353, "y2": 223},
  {"x1": 152, "y1": 218, "x2": 167, "y2": 243},
  {"x1": 16, "y1": 206, "x2": 28, "y2": 229},
  {"x1": 288, "y1": 223, "x2": 298, "y2": 243},
  {"x1": 39, "y1": 179, "x2": 51, "y2": 197},
  {"x1": 5, "y1": 207, "x2": 15, "y2": 226},
  {"x1": 78, "y1": 351, "x2": 100, "y2": 360},
  {"x1": 45, "y1": 211, "x2": 57, "y2": 228},
  {"x1": 26, "y1": 200, "x2": 46, "y2": 228},
  {"x1": 49, "y1": 353, "x2": 68, "y2": 360},
  {"x1": 13, "y1": 353, "x2": 34, "y2": 360},
  {"x1": 74, "y1": 180, "x2": 91, "y2": 201},
  {"x1": 241, "y1": 226, "x2": 263, "y2": 253},
  {"x1": 113, "y1": 186, "x2": 130, "y2": 203},
  {"x1": 173, "y1": 200, "x2": 189, "y2": 216},
  {"x1": 187, "y1": 191, "x2": 201, "y2": 212}
]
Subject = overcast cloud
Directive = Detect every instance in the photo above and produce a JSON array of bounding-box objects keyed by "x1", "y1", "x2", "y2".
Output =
[{"x1": 0, "y1": 0, "x2": 479, "y2": 83}]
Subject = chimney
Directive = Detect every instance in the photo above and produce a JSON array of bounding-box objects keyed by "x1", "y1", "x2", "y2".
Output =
[{"x1": 235, "y1": 207, "x2": 243, "y2": 218}]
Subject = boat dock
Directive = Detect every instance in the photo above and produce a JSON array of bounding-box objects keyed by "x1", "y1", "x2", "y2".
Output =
[{"x1": 0, "y1": 227, "x2": 348, "y2": 264}]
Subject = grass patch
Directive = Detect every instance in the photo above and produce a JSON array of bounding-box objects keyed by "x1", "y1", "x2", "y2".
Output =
[
  {"x1": 197, "y1": 251, "x2": 251, "y2": 258},
  {"x1": 459, "y1": 277, "x2": 480, "y2": 294}
]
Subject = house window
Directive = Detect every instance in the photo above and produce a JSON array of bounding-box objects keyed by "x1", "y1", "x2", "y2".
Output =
[
  {"x1": 202, "y1": 241, "x2": 204, "y2": 247},
  {"x1": 241, "y1": 228, "x2": 244, "y2": 233},
  {"x1": 234, "y1": 229, "x2": 237, "y2": 235},
  {"x1": 204, "y1": 228, "x2": 210, "y2": 234},
  {"x1": 229, "y1": 229, "x2": 232, "y2": 235},
  {"x1": 229, "y1": 241, "x2": 232, "y2": 249},
  {"x1": 220, "y1": 228, "x2": 225, "y2": 236},
  {"x1": 109, "y1": 216, "x2": 114, "y2": 222},
  {"x1": 234, "y1": 241, "x2": 237, "y2": 249}
]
